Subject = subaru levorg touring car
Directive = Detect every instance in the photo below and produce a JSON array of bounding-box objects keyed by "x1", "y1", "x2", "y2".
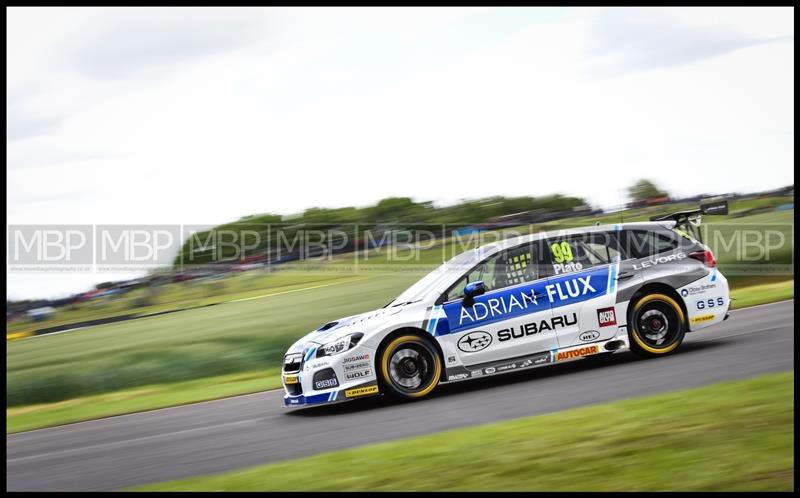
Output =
[{"x1": 281, "y1": 202, "x2": 731, "y2": 407}]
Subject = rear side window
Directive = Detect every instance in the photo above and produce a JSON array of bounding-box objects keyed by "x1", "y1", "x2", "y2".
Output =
[{"x1": 620, "y1": 230, "x2": 679, "y2": 259}]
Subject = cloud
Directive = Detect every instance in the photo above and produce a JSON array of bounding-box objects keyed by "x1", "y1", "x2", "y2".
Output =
[
  {"x1": 62, "y1": 8, "x2": 271, "y2": 79},
  {"x1": 587, "y1": 7, "x2": 788, "y2": 74},
  {"x1": 6, "y1": 103, "x2": 63, "y2": 141}
]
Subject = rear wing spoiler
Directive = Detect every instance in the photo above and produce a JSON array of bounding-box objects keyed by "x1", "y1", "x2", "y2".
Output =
[{"x1": 649, "y1": 200, "x2": 728, "y2": 243}]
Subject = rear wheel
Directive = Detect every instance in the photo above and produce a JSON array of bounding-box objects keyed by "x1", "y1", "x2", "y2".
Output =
[
  {"x1": 378, "y1": 335, "x2": 441, "y2": 400},
  {"x1": 628, "y1": 293, "x2": 686, "y2": 357}
]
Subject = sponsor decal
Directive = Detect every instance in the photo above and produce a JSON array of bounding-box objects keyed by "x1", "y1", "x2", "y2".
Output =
[
  {"x1": 597, "y1": 307, "x2": 617, "y2": 327},
  {"x1": 497, "y1": 314, "x2": 577, "y2": 342},
  {"x1": 477, "y1": 353, "x2": 551, "y2": 376},
  {"x1": 691, "y1": 314, "x2": 715, "y2": 324},
  {"x1": 519, "y1": 352, "x2": 551, "y2": 368},
  {"x1": 345, "y1": 369, "x2": 372, "y2": 380},
  {"x1": 554, "y1": 344, "x2": 600, "y2": 362},
  {"x1": 632, "y1": 252, "x2": 687, "y2": 271},
  {"x1": 696, "y1": 297, "x2": 725, "y2": 310},
  {"x1": 344, "y1": 361, "x2": 371, "y2": 371},
  {"x1": 447, "y1": 355, "x2": 456, "y2": 364},
  {"x1": 457, "y1": 291, "x2": 540, "y2": 326},
  {"x1": 458, "y1": 331, "x2": 493, "y2": 352},
  {"x1": 552, "y1": 262, "x2": 584, "y2": 275},
  {"x1": 345, "y1": 385, "x2": 379, "y2": 398},
  {"x1": 284, "y1": 375, "x2": 299, "y2": 384},
  {"x1": 314, "y1": 377, "x2": 339, "y2": 390},
  {"x1": 544, "y1": 276, "x2": 596, "y2": 304},
  {"x1": 343, "y1": 353, "x2": 370, "y2": 364},
  {"x1": 496, "y1": 363, "x2": 517, "y2": 372},
  {"x1": 314, "y1": 378, "x2": 339, "y2": 390},
  {"x1": 682, "y1": 283, "x2": 718, "y2": 297},
  {"x1": 470, "y1": 370, "x2": 483, "y2": 377},
  {"x1": 443, "y1": 266, "x2": 611, "y2": 334},
  {"x1": 448, "y1": 373, "x2": 469, "y2": 381},
  {"x1": 579, "y1": 330, "x2": 600, "y2": 342},
  {"x1": 305, "y1": 360, "x2": 330, "y2": 371},
  {"x1": 312, "y1": 368, "x2": 338, "y2": 390}
]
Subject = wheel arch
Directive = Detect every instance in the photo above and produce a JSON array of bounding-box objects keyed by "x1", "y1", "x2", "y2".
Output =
[
  {"x1": 627, "y1": 282, "x2": 689, "y2": 329},
  {"x1": 375, "y1": 327, "x2": 447, "y2": 383}
]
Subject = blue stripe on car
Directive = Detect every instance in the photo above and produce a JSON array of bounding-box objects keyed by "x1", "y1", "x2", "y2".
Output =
[
  {"x1": 440, "y1": 265, "x2": 612, "y2": 335},
  {"x1": 304, "y1": 345, "x2": 318, "y2": 362}
]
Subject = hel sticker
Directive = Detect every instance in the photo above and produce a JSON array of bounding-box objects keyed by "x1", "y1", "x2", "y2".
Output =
[
  {"x1": 345, "y1": 385, "x2": 379, "y2": 398},
  {"x1": 284, "y1": 375, "x2": 299, "y2": 384},
  {"x1": 691, "y1": 314, "x2": 715, "y2": 324}
]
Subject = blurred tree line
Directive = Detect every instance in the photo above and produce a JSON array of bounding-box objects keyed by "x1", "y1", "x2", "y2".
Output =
[{"x1": 174, "y1": 194, "x2": 588, "y2": 266}]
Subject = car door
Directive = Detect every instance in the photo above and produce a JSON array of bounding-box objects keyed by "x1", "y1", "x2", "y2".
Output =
[
  {"x1": 438, "y1": 241, "x2": 558, "y2": 366},
  {"x1": 544, "y1": 231, "x2": 631, "y2": 349}
]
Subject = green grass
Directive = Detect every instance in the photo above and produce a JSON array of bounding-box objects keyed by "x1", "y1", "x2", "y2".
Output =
[
  {"x1": 6, "y1": 369, "x2": 281, "y2": 434},
  {"x1": 6, "y1": 272, "x2": 359, "y2": 334},
  {"x1": 7, "y1": 273, "x2": 418, "y2": 407},
  {"x1": 730, "y1": 279, "x2": 794, "y2": 309},
  {"x1": 134, "y1": 372, "x2": 794, "y2": 492}
]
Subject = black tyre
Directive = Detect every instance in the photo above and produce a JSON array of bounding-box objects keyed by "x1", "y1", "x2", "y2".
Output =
[
  {"x1": 378, "y1": 334, "x2": 442, "y2": 400},
  {"x1": 628, "y1": 293, "x2": 686, "y2": 357}
]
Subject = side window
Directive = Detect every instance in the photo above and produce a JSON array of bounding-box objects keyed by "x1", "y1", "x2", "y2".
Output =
[
  {"x1": 444, "y1": 242, "x2": 544, "y2": 301},
  {"x1": 492, "y1": 243, "x2": 541, "y2": 289},
  {"x1": 547, "y1": 232, "x2": 619, "y2": 275},
  {"x1": 620, "y1": 230, "x2": 679, "y2": 259}
]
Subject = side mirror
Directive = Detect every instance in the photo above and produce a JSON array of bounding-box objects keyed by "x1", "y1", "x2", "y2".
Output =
[
  {"x1": 464, "y1": 280, "x2": 486, "y2": 297},
  {"x1": 463, "y1": 281, "x2": 486, "y2": 306}
]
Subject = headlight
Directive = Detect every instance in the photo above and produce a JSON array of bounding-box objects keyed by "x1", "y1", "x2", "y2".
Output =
[{"x1": 317, "y1": 333, "x2": 363, "y2": 358}]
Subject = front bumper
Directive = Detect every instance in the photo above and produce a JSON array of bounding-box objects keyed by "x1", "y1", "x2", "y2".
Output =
[{"x1": 282, "y1": 343, "x2": 381, "y2": 407}]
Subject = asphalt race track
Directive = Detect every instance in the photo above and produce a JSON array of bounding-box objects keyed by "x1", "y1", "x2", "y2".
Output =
[{"x1": 7, "y1": 301, "x2": 794, "y2": 491}]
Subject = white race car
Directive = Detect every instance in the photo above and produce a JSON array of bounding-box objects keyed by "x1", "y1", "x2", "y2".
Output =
[{"x1": 281, "y1": 203, "x2": 731, "y2": 407}]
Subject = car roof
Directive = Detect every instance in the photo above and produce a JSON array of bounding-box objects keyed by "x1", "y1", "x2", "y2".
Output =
[{"x1": 484, "y1": 220, "x2": 677, "y2": 254}]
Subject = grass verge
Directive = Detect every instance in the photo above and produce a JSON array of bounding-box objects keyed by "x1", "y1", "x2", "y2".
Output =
[
  {"x1": 6, "y1": 369, "x2": 281, "y2": 434},
  {"x1": 135, "y1": 372, "x2": 794, "y2": 492},
  {"x1": 729, "y1": 279, "x2": 794, "y2": 309}
]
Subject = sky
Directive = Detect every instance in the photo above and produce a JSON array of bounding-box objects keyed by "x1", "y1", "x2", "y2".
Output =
[{"x1": 6, "y1": 7, "x2": 795, "y2": 300}]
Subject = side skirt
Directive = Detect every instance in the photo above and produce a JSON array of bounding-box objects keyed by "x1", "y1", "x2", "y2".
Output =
[{"x1": 442, "y1": 337, "x2": 630, "y2": 383}]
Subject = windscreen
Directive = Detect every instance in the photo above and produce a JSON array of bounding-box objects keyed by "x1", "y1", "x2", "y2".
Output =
[{"x1": 386, "y1": 244, "x2": 500, "y2": 306}]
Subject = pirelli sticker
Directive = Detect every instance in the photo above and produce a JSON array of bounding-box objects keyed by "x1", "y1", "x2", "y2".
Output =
[
  {"x1": 284, "y1": 375, "x2": 299, "y2": 384},
  {"x1": 691, "y1": 314, "x2": 716, "y2": 324},
  {"x1": 554, "y1": 344, "x2": 600, "y2": 362},
  {"x1": 345, "y1": 385, "x2": 379, "y2": 398}
]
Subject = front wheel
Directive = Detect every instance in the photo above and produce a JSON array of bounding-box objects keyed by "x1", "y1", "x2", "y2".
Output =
[
  {"x1": 378, "y1": 335, "x2": 442, "y2": 400},
  {"x1": 628, "y1": 293, "x2": 686, "y2": 357}
]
